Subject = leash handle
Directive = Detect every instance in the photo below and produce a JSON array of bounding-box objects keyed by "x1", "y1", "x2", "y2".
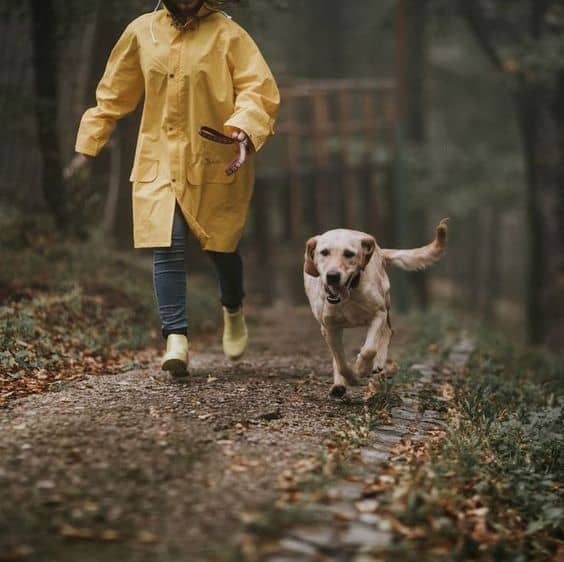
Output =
[{"x1": 198, "y1": 126, "x2": 235, "y2": 145}]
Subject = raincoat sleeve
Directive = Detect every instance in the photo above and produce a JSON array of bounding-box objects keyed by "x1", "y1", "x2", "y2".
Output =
[
  {"x1": 224, "y1": 27, "x2": 280, "y2": 152},
  {"x1": 75, "y1": 24, "x2": 144, "y2": 157}
]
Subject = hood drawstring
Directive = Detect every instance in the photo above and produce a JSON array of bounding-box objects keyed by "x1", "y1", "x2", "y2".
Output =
[{"x1": 150, "y1": 0, "x2": 163, "y2": 44}]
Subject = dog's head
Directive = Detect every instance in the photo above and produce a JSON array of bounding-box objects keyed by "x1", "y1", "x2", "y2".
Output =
[{"x1": 304, "y1": 229, "x2": 376, "y2": 304}]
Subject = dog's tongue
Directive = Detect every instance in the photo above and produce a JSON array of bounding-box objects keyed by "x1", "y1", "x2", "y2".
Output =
[{"x1": 325, "y1": 284, "x2": 350, "y2": 304}]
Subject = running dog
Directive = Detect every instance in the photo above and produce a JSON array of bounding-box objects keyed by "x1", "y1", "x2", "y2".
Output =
[{"x1": 304, "y1": 220, "x2": 448, "y2": 398}]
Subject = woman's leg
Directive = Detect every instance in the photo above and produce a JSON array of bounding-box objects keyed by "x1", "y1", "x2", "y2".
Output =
[
  {"x1": 153, "y1": 205, "x2": 189, "y2": 337},
  {"x1": 207, "y1": 249, "x2": 248, "y2": 359},
  {"x1": 206, "y1": 250, "x2": 245, "y2": 311}
]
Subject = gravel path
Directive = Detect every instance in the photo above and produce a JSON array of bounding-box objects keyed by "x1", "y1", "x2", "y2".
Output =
[{"x1": 0, "y1": 304, "x2": 419, "y2": 562}]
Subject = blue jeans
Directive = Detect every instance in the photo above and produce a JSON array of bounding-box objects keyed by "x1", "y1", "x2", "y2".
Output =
[{"x1": 153, "y1": 205, "x2": 244, "y2": 338}]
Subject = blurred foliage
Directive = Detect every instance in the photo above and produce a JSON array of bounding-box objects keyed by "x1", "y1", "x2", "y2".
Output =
[
  {"x1": 476, "y1": 1, "x2": 564, "y2": 87},
  {"x1": 403, "y1": 3, "x2": 528, "y2": 223},
  {"x1": 0, "y1": 0, "x2": 560, "y2": 338}
]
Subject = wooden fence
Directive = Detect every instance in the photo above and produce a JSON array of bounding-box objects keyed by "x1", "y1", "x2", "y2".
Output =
[{"x1": 248, "y1": 77, "x2": 399, "y2": 246}]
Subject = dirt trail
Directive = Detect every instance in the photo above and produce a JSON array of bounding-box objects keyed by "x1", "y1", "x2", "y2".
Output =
[{"x1": 0, "y1": 304, "x2": 418, "y2": 562}]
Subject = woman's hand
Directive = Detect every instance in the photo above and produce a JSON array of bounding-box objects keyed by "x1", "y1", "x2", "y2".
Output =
[
  {"x1": 226, "y1": 130, "x2": 252, "y2": 176},
  {"x1": 64, "y1": 153, "x2": 92, "y2": 180}
]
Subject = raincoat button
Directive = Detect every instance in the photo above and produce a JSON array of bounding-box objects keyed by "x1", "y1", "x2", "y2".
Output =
[
  {"x1": 172, "y1": 178, "x2": 176, "y2": 183},
  {"x1": 169, "y1": 73, "x2": 175, "y2": 79}
]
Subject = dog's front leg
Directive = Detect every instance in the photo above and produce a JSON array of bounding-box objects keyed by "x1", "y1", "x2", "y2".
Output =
[
  {"x1": 322, "y1": 326, "x2": 358, "y2": 398},
  {"x1": 373, "y1": 312, "x2": 392, "y2": 373},
  {"x1": 355, "y1": 311, "x2": 387, "y2": 378}
]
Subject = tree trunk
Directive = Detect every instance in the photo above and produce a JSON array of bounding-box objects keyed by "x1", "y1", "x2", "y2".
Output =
[
  {"x1": 29, "y1": 0, "x2": 67, "y2": 230},
  {"x1": 516, "y1": 0, "x2": 563, "y2": 349},
  {"x1": 516, "y1": 76, "x2": 564, "y2": 349},
  {"x1": 552, "y1": 71, "x2": 564, "y2": 349}
]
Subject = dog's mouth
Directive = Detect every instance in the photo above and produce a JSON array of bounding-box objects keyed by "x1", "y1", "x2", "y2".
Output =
[
  {"x1": 324, "y1": 272, "x2": 360, "y2": 305},
  {"x1": 324, "y1": 285, "x2": 342, "y2": 304}
]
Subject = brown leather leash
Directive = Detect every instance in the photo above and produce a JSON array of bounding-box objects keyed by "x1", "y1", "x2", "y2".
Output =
[
  {"x1": 198, "y1": 126, "x2": 249, "y2": 176},
  {"x1": 199, "y1": 126, "x2": 236, "y2": 145}
]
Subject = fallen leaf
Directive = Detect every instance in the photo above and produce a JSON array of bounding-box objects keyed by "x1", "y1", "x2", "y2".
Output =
[
  {"x1": 36, "y1": 480, "x2": 55, "y2": 490},
  {"x1": 230, "y1": 464, "x2": 248, "y2": 473},
  {"x1": 60, "y1": 525, "x2": 95, "y2": 540},
  {"x1": 99, "y1": 529, "x2": 120, "y2": 541},
  {"x1": 0, "y1": 544, "x2": 34, "y2": 560},
  {"x1": 137, "y1": 530, "x2": 159, "y2": 544}
]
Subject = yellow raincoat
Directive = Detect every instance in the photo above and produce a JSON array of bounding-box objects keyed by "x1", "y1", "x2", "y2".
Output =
[{"x1": 76, "y1": 5, "x2": 280, "y2": 251}]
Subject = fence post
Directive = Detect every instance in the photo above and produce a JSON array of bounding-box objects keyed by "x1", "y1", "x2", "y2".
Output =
[
  {"x1": 285, "y1": 94, "x2": 303, "y2": 240},
  {"x1": 337, "y1": 89, "x2": 356, "y2": 227},
  {"x1": 312, "y1": 90, "x2": 330, "y2": 231}
]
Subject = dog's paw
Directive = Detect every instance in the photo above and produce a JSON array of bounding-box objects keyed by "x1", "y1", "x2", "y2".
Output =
[{"x1": 329, "y1": 384, "x2": 347, "y2": 399}]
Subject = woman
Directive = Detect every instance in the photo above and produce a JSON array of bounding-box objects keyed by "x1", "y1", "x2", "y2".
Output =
[{"x1": 73, "y1": 0, "x2": 280, "y2": 375}]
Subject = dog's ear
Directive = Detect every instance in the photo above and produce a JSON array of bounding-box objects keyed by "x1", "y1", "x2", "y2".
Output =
[
  {"x1": 304, "y1": 236, "x2": 320, "y2": 277},
  {"x1": 360, "y1": 236, "x2": 376, "y2": 270}
]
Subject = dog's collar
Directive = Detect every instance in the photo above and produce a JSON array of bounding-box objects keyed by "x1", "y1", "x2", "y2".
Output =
[{"x1": 348, "y1": 271, "x2": 361, "y2": 290}]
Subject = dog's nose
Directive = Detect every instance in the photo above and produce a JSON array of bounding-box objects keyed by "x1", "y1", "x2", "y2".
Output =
[{"x1": 326, "y1": 271, "x2": 341, "y2": 286}]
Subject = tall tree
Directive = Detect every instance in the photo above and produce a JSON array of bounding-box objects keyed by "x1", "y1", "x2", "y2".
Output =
[
  {"x1": 29, "y1": 0, "x2": 67, "y2": 230},
  {"x1": 457, "y1": 0, "x2": 564, "y2": 348}
]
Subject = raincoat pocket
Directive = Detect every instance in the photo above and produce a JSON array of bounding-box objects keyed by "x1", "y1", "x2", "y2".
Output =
[
  {"x1": 130, "y1": 159, "x2": 159, "y2": 183},
  {"x1": 202, "y1": 141, "x2": 239, "y2": 166},
  {"x1": 186, "y1": 162, "x2": 236, "y2": 186}
]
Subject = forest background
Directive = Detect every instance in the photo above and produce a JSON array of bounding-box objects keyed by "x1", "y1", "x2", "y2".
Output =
[{"x1": 0, "y1": 0, "x2": 562, "y2": 350}]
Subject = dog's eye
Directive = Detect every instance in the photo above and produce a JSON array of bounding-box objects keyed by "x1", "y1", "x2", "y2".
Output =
[
  {"x1": 320, "y1": 249, "x2": 330, "y2": 257},
  {"x1": 343, "y1": 250, "x2": 356, "y2": 259}
]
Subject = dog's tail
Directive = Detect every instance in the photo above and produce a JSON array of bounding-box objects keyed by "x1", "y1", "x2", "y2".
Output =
[{"x1": 382, "y1": 218, "x2": 449, "y2": 271}]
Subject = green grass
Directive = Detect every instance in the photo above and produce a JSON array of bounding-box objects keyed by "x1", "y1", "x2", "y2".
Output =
[{"x1": 379, "y1": 320, "x2": 564, "y2": 561}]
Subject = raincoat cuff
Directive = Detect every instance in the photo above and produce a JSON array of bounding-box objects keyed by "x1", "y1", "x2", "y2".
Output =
[
  {"x1": 224, "y1": 116, "x2": 274, "y2": 153},
  {"x1": 75, "y1": 137, "x2": 101, "y2": 157}
]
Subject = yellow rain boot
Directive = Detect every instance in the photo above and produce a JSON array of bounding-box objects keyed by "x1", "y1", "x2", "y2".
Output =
[
  {"x1": 222, "y1": 307, "x2": 248, "y2": 360},
  {"x1": 161, "y1": 334, "x2": 189, "y2": 376}
]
